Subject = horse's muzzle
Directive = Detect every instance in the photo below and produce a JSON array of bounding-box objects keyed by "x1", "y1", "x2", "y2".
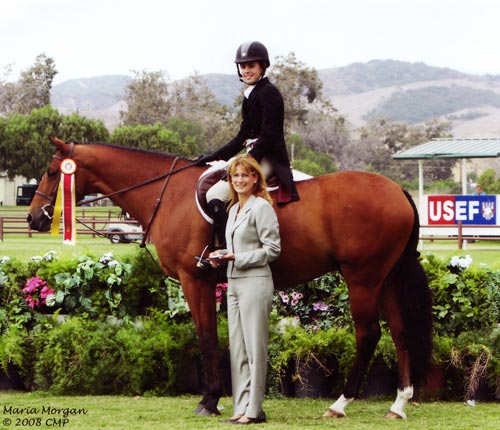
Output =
[{"x1": 27, "y1": 205, "x2": 54, "y2": 232}]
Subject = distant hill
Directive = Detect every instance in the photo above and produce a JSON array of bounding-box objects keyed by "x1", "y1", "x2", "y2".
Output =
[{"x1": 51, "y1": 60, "x2": 500, "y2": 137}]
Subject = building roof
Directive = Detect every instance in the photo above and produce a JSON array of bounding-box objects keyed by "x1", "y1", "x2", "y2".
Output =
[{"x1": 393, "y1": 138, "x2": 500, "y2": 160}]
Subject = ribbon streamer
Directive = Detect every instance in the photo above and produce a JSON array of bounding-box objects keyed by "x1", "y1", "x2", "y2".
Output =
[
  {"x1": 62, "y1": 172, "x2": 76, "y2": 245},
  {"x1": 51, "y1": 159, "x2": 77, "y2": 245}
]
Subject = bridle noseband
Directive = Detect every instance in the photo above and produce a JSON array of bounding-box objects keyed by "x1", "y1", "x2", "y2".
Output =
[{"x1": 34, "y1": 142, "x2": 76, "y2": 216}]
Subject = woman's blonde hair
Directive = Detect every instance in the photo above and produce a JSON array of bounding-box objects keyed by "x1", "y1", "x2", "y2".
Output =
[{"x1": 227, "y1": 155, "x2": 273, "y2": 208}]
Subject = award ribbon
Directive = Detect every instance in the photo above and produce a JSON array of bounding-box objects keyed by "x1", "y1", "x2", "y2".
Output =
[{"x1": 51, "y1": 159, "x2": 77, "y2": 245}]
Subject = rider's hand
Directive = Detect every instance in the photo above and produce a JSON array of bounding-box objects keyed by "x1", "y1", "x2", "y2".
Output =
[{"x1": 195, "y1": 153, "x2": 214, "y2": 166}]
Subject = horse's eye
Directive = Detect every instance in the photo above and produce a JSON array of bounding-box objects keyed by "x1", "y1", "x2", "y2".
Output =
[{"x1": 47, "y1": 169, "x2": 57, "y2": 177}]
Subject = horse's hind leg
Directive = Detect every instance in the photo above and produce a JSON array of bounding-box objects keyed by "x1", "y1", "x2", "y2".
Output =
[
  {"x1": 324, "y1": 282, "x2": 382, "y2": 418},
  {"x1": 379, "y1": 252, "x2": 433, "y2": 419}
]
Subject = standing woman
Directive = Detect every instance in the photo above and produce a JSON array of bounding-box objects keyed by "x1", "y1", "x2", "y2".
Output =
[{"x1": 209, "y1": 154, "x2": 281, "y2": 425}]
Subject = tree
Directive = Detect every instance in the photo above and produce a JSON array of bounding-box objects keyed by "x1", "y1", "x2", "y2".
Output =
[
  {"x1": 120, "y1": 70, "x2": 171, "y2": 126},
  {"x1": 1, "y1": 106, "x2": 63, "y2": 180},
  {"x1": 111, "y1": 124, "x2": 190, "y2": 156},
  {"x1": 288, "y1": 133, "x2": 335, "y2": 176},
  {"x1": 168, "y1": 73, "x2": 235, "y2": 151},
  {"x1": 0, "y1": 106, "x2": 110, "y2": 181},
  {"x1": 268, "y1": 53, "x2": 332, "y2": 131},
  {"x1": 298, "y1": 111, "x2": 354, "y2": 170},
  {"x1": 0, "y1": 54, "x2": 57, "y2": 116},
  {"x1": 357, "y1": 118, "x2": 453, "y2": 183}
]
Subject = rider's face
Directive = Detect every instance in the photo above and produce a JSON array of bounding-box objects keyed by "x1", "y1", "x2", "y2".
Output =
[{"x1": 238, "y1": 62, "x2": 264, "y2": 85}]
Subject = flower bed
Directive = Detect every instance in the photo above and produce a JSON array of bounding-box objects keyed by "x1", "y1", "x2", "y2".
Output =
[{"x1": 0, "y1": 250, "x2": 499, "y2": 399}]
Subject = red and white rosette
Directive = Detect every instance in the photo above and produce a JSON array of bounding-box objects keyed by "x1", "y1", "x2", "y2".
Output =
[{"x1": 60, "y1": 158, "x2": 77, "y2": 245}]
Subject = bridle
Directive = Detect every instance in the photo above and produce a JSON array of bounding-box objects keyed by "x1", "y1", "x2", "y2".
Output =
[
  {"x1": 34, "y1": 142, "x2": 76, "y2": 220},
  {"x1": 33, "y1": 142, "x2": 198, "y2": 247}
]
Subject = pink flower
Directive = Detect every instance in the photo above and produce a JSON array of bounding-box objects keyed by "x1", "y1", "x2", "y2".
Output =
[
  {"x1": 215, "y1": 283, "x2": 228, "y2": 304},
  {"x1": 22, "y1": 276, "x2": 54, "y2": 310}
]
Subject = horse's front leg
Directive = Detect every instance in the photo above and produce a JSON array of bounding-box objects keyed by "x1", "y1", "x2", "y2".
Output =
[{"x1": 179, "y1": 272, "x2": 222, "y2": 416}]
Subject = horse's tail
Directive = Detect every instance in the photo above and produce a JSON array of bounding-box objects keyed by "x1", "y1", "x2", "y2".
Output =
[{"x1": 390, "y1": 190, "x2": 433, "y2": 388}]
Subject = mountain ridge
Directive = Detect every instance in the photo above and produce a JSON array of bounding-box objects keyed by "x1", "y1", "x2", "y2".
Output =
[{"x1": 51, "y1": 59, "x2": 500, "y2": 137}]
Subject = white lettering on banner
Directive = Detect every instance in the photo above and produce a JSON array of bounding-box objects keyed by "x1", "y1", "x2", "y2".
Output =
[{"x1": 443, "y1": 200, "x2": 454, "y2": 221}]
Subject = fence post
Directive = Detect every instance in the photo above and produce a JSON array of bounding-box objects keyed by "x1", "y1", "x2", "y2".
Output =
[
  {"x1": 91, "y1": 216, "x2": 96, "y2": 238},
  {"x1": 457, "y1": 221, "x2": 463, "y2": 249},
  {"x1": 0, "y1": 217, "x2": 3, "y2": 242}
]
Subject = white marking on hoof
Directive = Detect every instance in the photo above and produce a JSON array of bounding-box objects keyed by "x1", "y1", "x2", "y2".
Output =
[
  {"x1": 324, "y1": 395, "x2": 354, "y2": 418},
  {"x1": 388, "y1": 386, "x2": 413, "y2": 419}
]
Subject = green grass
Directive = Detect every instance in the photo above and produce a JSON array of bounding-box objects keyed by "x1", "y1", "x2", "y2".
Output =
[
  {"x1": 419, "y1": 241, "x2": 500, "y2": 270},
  {"x1": 0, "y1": 235, "x2": 144, "y2": 261},
  {"x1": 0, "y1": 393, "x2": 498, "y2": 430}
]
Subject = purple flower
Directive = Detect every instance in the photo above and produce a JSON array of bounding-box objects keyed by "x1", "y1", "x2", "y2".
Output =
[{"x1": 313, "y1": 302, "x2": 329, "y2": 312}]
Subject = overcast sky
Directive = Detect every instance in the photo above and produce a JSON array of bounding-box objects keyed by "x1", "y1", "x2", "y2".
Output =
[{"x1": 2, "y1": 0, "x2": 499, "y2": 84}]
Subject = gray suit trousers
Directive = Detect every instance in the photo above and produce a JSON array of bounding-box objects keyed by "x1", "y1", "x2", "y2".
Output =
[{"x1": 227, "y1": 275, "x2": 274, "y2": 418}]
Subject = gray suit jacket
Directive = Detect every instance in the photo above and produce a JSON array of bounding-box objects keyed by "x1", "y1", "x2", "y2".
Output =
[{"x1": 225, "y1": 195, "x2": 281, "y2": 278}]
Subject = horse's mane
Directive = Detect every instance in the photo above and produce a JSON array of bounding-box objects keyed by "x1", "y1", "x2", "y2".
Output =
[{"x1": 74, "y1": 141, "x2": 193, "y2": 162}]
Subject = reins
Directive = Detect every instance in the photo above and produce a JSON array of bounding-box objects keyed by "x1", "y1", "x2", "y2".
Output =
[
  {"x1": 139, "y1": 157, "x2": 181, "y2": 248},
  {"x1": 75, "y1": 159, "x2": 197, "y2": 207}
]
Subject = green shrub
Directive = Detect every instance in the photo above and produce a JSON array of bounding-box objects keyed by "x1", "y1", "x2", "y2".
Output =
[
  {"x1": 422, "y1": 253, "x2": 500, "y2": 336},
  {"x1": 32, "y1": 314, "x2": 199, "y2": 395}
]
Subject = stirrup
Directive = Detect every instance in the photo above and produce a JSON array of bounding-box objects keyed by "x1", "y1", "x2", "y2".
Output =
[{"x1": 195, "y1": 245, "x2": 211, "y2": 269}]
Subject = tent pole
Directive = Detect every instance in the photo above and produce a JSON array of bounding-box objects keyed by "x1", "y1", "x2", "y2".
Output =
[
  {"x1": 418, "y1": 159, "x2": 424, "y2": 215},
  {"x1": 461, "y1": 158, "x2": 467, "y2": 194}
]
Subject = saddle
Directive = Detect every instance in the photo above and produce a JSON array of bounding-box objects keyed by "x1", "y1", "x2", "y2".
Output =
[{"x1": 195, "y1": 161, "x2": 311, "y2": 223}]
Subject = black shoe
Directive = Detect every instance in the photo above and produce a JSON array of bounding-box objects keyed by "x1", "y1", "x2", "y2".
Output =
[
  {"x1": 220, "y1": 417, "x2": 243, "y2": 423},
  {"x1": 234, "y1": 413, "x2": 266, "y2": 425}
]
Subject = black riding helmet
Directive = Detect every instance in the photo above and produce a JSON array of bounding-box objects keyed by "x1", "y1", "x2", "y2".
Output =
[{"x1": 235, "y1": 41, "x2": 270, "y2": 80}]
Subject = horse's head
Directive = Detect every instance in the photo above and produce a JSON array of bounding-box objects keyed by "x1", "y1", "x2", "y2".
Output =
[{"x1": 27, "y1": 137, "x2": 82, "y2": 231}]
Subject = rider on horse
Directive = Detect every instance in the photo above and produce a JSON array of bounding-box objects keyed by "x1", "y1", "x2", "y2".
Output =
[{"x1": 196, "y1": 41, "x2": 299, "y2": 259}]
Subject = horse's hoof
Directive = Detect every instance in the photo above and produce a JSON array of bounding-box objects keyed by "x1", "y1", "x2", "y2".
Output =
[
  {"x1": 323, "y1": 408, "x2": 346, "y2": 418},
  {"x1": 384, "y1": 411, "x2": 403, "y2": 419}
]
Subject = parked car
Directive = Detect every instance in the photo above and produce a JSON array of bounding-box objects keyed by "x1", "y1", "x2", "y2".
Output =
[
  {"x1": 106, "y1": 222, "x2": 143, "y2": 244},
  {"x1": 16, "y1": 184, "x2": 37, "y2": 206}
]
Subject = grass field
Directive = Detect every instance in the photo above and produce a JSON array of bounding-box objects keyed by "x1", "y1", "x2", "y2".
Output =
[
  {"x1": 2, "y1": 234, "x2": 499, "y2": 271},
  {"x1": 0, "y1": 393, "x2": 499, "y2": 430},
  {"x1": 0, "y1": 235, "x2": 143, "y2": 261}
]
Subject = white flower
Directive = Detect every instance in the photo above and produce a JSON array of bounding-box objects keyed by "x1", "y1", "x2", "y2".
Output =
[
  {"x1": 449, "y1": 255, "x2": 472, "y2": 270},
  {"x1": 99, "y1": 252, "x2": 115, "y2": 264},
  {"x1": 43, "y1": 250, "x2": 58, "y2": 261},
  {"x1": 0, "y1": 256, "x2": 11, "y2": 265}
]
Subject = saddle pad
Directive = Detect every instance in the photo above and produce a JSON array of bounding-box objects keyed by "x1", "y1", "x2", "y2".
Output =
[{"x1": 195, "y1": 161, "x2": 313, "y2": 223}]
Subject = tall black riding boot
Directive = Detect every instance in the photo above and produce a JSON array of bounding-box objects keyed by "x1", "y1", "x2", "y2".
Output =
[
  {"x1": 207, "y1": 198, "x2": 228, "y2": 249},
  {"x1": 195, "y1": 199, "x2": 228, "y2": 270}
]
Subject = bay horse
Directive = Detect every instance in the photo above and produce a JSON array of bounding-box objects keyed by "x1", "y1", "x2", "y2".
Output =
[{"x1": 27, "y1": 137, "x2": 432, "y2": 419}]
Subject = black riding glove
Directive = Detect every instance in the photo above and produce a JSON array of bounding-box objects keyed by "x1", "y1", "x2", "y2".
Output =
[{"x1": 195, "y1": 153, "x2": 215, "y2": 166}]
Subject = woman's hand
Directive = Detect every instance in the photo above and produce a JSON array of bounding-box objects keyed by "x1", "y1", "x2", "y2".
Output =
[{"x1": 208, "y1": 250, "x2": 234, "y2": 267}]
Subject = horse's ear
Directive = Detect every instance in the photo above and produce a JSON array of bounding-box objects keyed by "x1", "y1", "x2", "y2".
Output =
[{"x1": 50, "y1": 136, "x2": 66, "y2": 151}]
